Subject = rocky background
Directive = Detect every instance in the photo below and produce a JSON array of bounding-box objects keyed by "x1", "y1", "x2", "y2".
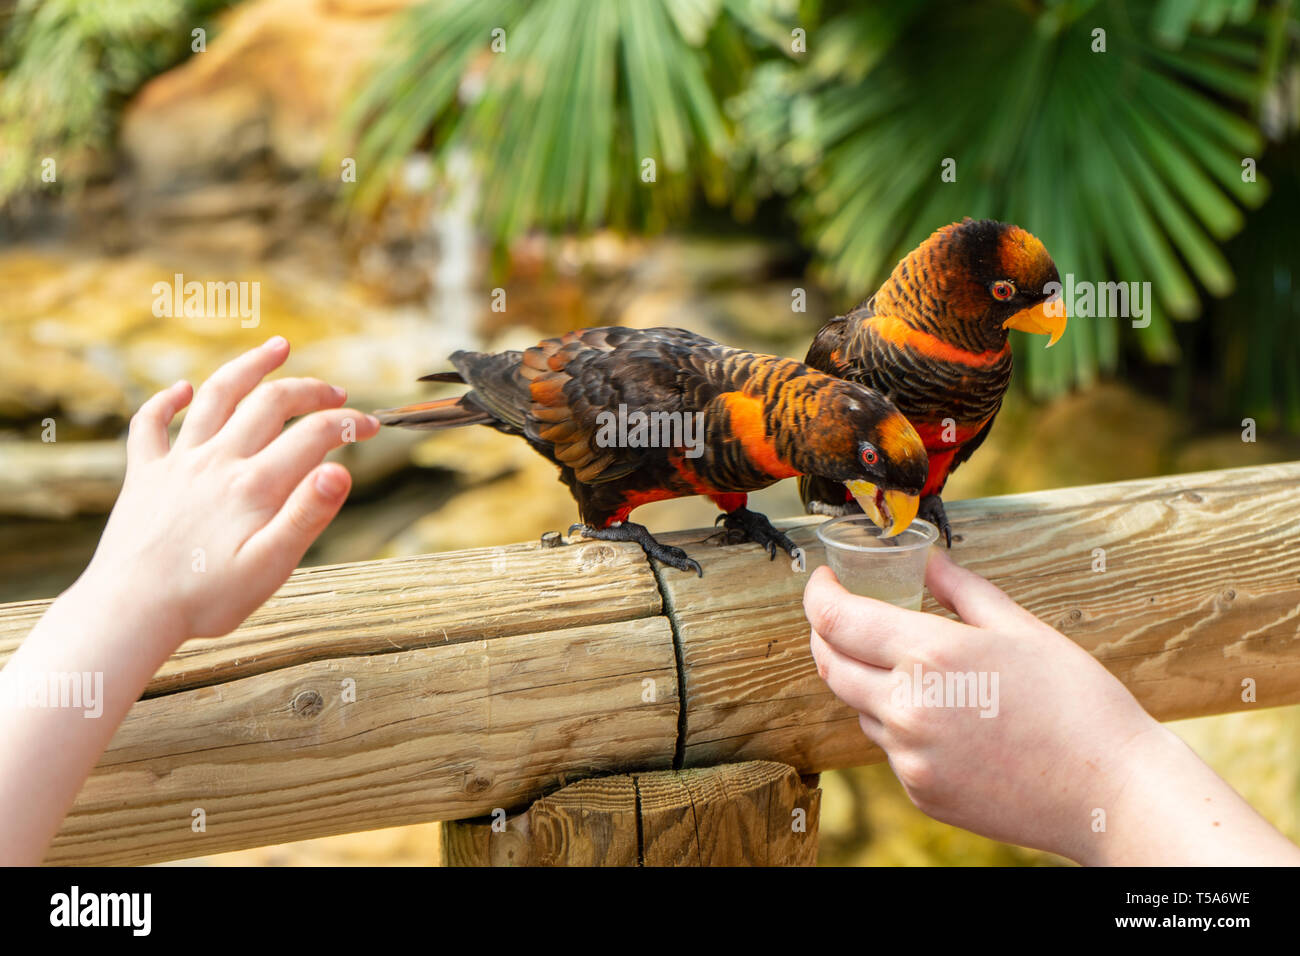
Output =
[{"x1": 2, "y1": 0, "x2": 1297, "y2": 866}]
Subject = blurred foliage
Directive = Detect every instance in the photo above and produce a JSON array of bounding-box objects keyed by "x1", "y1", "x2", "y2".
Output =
[
  {"x1": 338, "y1": 0, "x2": 793, "y2": 235},
  {"x1": 344, "y1": 0, "x2": 1298, "y2": 416},
  {"x1": 1200, "y1": 141, "x2": 1300, "y2": 432},
  {"x1": 770, "y1": 0, "x2": 1281, "y2": 398},
  {"x1": 0, "y1": 0, "x2": 232, "y2": 206},
  {"x1": 0, "y1": 0, "x2": 1294, "y2": 423}
]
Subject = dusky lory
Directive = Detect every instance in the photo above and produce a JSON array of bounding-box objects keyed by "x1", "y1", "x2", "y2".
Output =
[
  {"x1": 800, "y1": 218, "x2": 1067, "y2": 544},
  {"x1": 377, "y1": 326, "x2": 928, "y2": 575}
]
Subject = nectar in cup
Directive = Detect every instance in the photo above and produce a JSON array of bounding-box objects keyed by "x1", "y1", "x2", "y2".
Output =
[{"x1": 815, "y1": 517, "x2": 938, "y2": 609}]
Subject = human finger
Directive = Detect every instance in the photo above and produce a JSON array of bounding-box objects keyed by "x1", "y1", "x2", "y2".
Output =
[{"x1": 176, "y1": 336, "x2": 290, "y2": 447}]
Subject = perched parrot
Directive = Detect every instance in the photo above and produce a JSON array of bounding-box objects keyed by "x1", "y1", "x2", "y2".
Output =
[
  {"x1": 799, "y1": 218, "x2": 1066, "y2": 544},
  {"x1": 376, "y1": 326, "x2": 928, "y2": 575}
]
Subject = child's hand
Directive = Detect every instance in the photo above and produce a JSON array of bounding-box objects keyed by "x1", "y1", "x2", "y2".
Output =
[
  {"x1": 803, "y1": 548, "x2": 1300, "y2": 864},
  {"x1": 0, "y1": 337, "x2": 381, "y2": 864},
  {"x1": 86, "y1": 336, "x2": 379, "y2": 642}
]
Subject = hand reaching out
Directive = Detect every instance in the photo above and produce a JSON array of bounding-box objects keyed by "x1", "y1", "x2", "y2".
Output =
[
  {"x1": 90, "y1": 335, "x2": 379, "y2": 641},
  {"x1": 0, "y1": 337, "x2": 379, "y2": 864}
]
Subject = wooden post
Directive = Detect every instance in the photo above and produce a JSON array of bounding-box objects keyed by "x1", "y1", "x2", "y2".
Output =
[
  {"x1": 441, "y1": 761, "x2": 820, "y2": 866},
  {"x1": 0, "y1": 461, "x2": 1297, "y2": 864}
]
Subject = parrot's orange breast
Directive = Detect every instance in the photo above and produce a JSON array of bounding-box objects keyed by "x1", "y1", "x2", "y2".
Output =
[{"x1": 912, "y1": 417, "x2": 992, "y2": 496}]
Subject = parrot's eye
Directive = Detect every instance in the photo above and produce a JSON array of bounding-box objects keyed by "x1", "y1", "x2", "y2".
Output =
[
  {"x1": 991, "y1": 280, "x2": 1016, "y2": 301},
  {"x1": 861, "y1": 444, "x2": 879, "y2": 466}
]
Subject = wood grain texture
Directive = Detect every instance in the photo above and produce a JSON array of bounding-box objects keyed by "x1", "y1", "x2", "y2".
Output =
[
  {"x1": 443, "y1": 775, "x2": 641, "y2": 866},
  {"x1": 0, "y1": 538, "x2": 661, "y2": 698},
  {"x1": 656, "y1": 521, "x2": 877, "y2": 771},
  {"x1": 637, "y1": 761, "x2": 820, "y2": 866},
  {"x1": 656, "y1": 462, "x2": 1300, "y2": 772},
  {"x1": 45, "y1": 617, "x2": 679, "y2": 865},
  {"x1": 442, "y1": 760, "x2": 819, "y2": 866},
  {"x1": 2, "y1": 461, "x2": 1296, "y2": 864}
]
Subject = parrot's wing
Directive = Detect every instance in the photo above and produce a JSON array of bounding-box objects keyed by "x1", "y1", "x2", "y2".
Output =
[
  {"x1": 519, "y1": 329, "x2": 714, "y2": 485},
  {"x1": 805, "y1": 300, "x2": 899, "y2": 397},
  {"x1": 809, "y1": 304, "x2": 1001, "y2": 416}
]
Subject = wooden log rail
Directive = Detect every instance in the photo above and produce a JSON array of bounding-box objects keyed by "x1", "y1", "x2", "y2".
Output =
[{"x1": 1, "y1": 461, "x2": 1298, "y2": 865}]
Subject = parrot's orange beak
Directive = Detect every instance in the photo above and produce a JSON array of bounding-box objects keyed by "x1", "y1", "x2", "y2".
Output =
[
  {"x1": 845, "y1": 481, "x2": 920, "y2": 538},
  {"x1": 1003, "y1": 294, "x2": 1067, "y2": 347}
]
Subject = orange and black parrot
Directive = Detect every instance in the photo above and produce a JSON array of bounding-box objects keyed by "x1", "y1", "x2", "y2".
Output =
[
  {"x1": 376, "y1": 326, "x2": 928, "y2": 575},
  {"x1": 800, "y1": 219, "x2": 1066, "y2": 545}
]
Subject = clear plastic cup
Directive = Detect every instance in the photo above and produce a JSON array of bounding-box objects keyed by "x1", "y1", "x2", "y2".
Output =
[{"x1": 815, "y1": 517, "x2": 939, "y2": 610}]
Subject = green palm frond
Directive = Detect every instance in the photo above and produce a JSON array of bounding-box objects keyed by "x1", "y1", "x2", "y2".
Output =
[
  {"x1": 774, "y1": 0, "x2": 1273, "y2": 397},
  {"x1": 0, "y1": 0, "x2": 233, "y2": 207},
  {"x1": 340, "y1": 0, "x2": 791, "y2": 237},
  {"x1": 1213, "y1": 142, "x2": 1300, "y2": 432},
  {"x1": 341, "y1": 0, "x2": 1291, "y2": 412},
  {"x1": 1152, "y1": 0, "x2": 1260, "y2": 46}
]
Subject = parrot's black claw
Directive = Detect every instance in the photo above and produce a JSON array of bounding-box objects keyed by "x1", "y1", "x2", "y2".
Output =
[
  {"x1": 716, "y1": 507, "x2": 798, "y2": 561},
  {"x1": 568, "y1": 522, "x2": 703, "y2": 577},
  {"x1": 919, "y1": 495, "x2": 952, "y2": 548}
]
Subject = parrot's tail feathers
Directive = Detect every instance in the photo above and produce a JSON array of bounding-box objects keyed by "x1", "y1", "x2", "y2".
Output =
[
  {"x1": 417, "y1": 370, "x2": 465, "y2": 383},
  {"x1": 374, "y1": 395, "x2": 492, "y2": 429}
]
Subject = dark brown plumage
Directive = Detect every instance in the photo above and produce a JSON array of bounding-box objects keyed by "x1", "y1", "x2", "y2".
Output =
[
  {"x1": 800, "y1": 219, "x2": 1066, "y2": 544},
  {"x1": 377, "y1": 326, "x2": 928, "y2": 574}
]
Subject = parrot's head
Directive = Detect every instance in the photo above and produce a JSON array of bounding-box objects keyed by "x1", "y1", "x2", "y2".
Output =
[
  {"x1": 878, "y1": 218, "x2": 1067, "y2": 353},
  {"x1": 797, "y1": 381, "x2": 928, "y2": 537}
]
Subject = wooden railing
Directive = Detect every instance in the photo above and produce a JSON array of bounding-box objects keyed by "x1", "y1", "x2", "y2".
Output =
[{"x1": 1, "y1": 462, "x2": 1298, "y2": 865}]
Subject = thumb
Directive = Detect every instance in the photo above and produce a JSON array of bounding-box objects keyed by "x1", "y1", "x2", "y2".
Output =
[
  {"x1": 241, "y1": 463, "x2": 351, "y2": 577},
  {"x1": 924, "y1": 547, "x2": 1046, "y2": 632}
]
